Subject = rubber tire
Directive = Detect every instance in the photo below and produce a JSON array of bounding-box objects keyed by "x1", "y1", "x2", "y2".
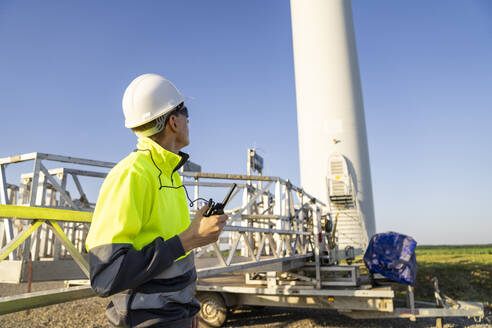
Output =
[{"x1": 197, "y1": 292, "x2": 227, "y2": 328}]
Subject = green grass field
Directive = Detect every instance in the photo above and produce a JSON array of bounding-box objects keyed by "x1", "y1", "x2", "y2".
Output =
[{"x1": 412, "y1": 244, "x2": 492, "y2": 306}]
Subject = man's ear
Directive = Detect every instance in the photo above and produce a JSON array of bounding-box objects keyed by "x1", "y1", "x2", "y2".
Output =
[{"x1": 167, "y1": 115, "x2": 178, "y2": 132}]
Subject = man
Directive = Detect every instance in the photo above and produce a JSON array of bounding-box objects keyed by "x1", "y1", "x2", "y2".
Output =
[{"x1": 85, "y1": 73, "x2": 227, "y2": 328}]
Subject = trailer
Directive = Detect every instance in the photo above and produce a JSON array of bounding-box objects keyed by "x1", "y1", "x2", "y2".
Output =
[
  {"x1": 194, "y1": 270, "x2": 484, "y2": 327},
  {"x1": 0, "y1": 151, "x2": 485, "y2": 327}
]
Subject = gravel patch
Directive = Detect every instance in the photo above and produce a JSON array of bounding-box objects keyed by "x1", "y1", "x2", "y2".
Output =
[{"x1": 1, "y1": 283, "x2": 490, "y2": 328}]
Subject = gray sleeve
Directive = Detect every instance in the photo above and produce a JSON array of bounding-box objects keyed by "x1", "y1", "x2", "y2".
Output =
[{"x1": 88, "y1": 235, "x2": 185, "y2": 297}]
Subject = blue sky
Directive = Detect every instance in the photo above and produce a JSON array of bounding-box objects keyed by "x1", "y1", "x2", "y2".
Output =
[{"x1": 1, "y1": 1, "x2": 491, "y2": 244}]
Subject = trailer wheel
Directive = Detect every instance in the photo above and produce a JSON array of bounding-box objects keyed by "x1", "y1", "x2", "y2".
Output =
[{"x1": 197, "y1": 292, "x2": 227, "y2": 327}]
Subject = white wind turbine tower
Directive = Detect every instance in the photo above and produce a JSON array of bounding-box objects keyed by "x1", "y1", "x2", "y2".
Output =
[{"x1": 291, "y1": 0, "x2": 376, "y2": 249}]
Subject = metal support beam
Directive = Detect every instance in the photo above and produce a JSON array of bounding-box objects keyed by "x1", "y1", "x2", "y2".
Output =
[
  {"x1": 223, "y1": 225, "x2": 310, "y2": 235},
  {"x1": 39, "y1": 163, "x2": 79, "y2": 210},
  {"x1": 181, "y1": 171, "x2": 324, "y2": 207},
  {"x1": 0, "y1": 286, "x2": 95, "y2": 315},
  {"x1": 344, "y1": 304, "x2": 484, "y2": 319},
  {"x1": 0, "y1": 221, "x2": 44, "y2": 261},
  {"x1": 48, "y1": 221, "x2": 89, "y2": 278},
  {"x1": 230, "y1": 181, "x2": 273, "y2": 220},
  {"x1": 0, "y1": 164, "x2": 16, "y2": 259},
  {"x1": 313, "y1": 206, "x2": 321, "y2": 289},
  {"x1": 0, "y1": 205, "x2": 92, "y2": 223},
  {"x1": 196, "y1": 254, "x2": 311, "y2": 278},
  {"x1": 212, "y1": 242, "x2": 226, "y2": 267},
  {"x1": 20, "y1": 158, "x2": 41, "y2": 280}
]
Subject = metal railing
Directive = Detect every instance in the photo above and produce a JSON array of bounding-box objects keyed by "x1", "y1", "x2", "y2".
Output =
[
  {"x1": 0, "y1": 152, "x2": 114, "y2": 283},
  {"x1": 0, "y1": 152, "x2": 328, "y2": 284},
  {"x1": 0, "y1": 205, "x2": 91, "y2": 278},
  {"x1": 178, "y1": 172, "x2": 325, "y2": 278}
]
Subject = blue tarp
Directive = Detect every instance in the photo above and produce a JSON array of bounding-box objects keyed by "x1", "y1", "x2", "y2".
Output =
[{"x1": 363, "y1": 232, "x2": 418, "y2": 286}]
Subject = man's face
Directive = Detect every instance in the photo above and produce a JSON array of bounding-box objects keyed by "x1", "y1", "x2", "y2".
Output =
[
  {"x1": 171, "y1": 106, "x2": 189, "y2": 149},
  {"x1": 176, "y1": 111, "x2": 190, "y2": 148}
]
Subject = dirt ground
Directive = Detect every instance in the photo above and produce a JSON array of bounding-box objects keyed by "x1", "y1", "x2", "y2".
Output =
[{"x1": 1, "y1": 282, "x2": 490, "y2": 328}]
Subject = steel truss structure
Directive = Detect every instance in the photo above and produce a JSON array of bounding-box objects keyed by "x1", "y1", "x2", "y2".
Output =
[
  {"x1": 0, "y1": 152, "x2": 334, "y2": 283},
  {"x1": 181, "y1": 171, "x2": 325, "y2": 281},
  {"x1": 0, "y1": 153, "x2": 114, "y2": 283},
  {"x1": 0, "y1": 151, "x2": 485, "y2": 325}
]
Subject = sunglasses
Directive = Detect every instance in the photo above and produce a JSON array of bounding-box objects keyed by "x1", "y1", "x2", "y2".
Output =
[
  {"x1": 175, "y1": 105, "x2": 189, "y2": 118},
  {"x1": 164, "y1": 104, "x2": 189, "y2": 126},
  {"x1": 170, "y1": 103, "x2": 188, "y2": 118}
]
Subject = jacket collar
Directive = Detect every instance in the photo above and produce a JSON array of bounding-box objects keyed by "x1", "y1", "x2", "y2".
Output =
[{"x1": 136, "y1": 137, "x2": 189, "y2": 174}]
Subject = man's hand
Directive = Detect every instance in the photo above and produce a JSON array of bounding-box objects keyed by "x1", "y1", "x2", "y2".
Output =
[{"x1": 179, "y1": 205, "x2": 228, "y2": 253}]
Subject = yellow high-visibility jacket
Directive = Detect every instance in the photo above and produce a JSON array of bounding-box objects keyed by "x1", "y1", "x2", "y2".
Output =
[{"x1": 86, "y1": 137, "x2": 199, "y2": 328}]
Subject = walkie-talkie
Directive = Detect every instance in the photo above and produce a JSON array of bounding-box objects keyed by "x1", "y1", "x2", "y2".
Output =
[{"x1": 204, "y1": 183, "x2": 237, "y2": 217}]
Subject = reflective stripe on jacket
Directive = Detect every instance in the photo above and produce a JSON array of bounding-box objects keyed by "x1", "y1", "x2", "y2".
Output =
[{"x1": 85, "y1": 137, "x2": 199, "y2": 328}]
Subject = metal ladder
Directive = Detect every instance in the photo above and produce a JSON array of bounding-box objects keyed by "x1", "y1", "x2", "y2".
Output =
[{"x1": 327, "y1": 154, "x2": 369, "y2": 251}]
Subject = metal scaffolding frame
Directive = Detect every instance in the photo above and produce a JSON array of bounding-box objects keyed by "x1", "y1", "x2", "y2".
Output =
[
  {"x1": 179, "y1": 171, "x2": 324, "y2": 281},
  {"x1": 0, "y1": 152, "x2": 484, "y2": 324},
  {"x1": 0, "y1": 151, "x2": 335, "y2": 314},
  {"x1": 0, "y1": 153, "x2": 114, "y2": 283},
  {"x1": 0, "y1": 152, "x2": 333, "y2": 285}
]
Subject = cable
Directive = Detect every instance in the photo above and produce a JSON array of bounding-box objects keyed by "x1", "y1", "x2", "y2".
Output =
[{"x1": 134, "y1": 148, "x2": 208, "y2": 208}]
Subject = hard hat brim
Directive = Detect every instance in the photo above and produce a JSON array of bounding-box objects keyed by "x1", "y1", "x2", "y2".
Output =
[{"x1": 124, "y1": 96, "x2": 193, "y2": 129}]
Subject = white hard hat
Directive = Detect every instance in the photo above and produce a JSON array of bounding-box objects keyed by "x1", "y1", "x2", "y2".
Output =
[{"x1": 122, "y1": 73, "x2": 188, "y2": 129}]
